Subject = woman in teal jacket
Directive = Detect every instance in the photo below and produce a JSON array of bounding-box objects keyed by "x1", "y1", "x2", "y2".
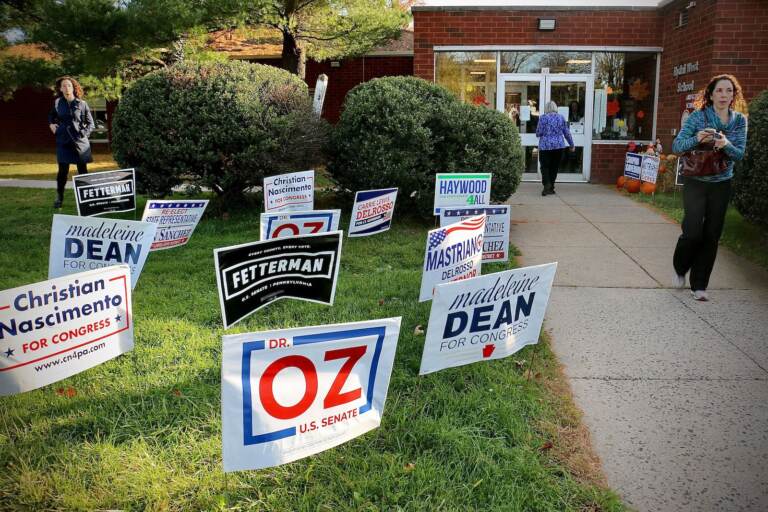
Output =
[{"x1": 671, "y1": 74, "x2": 748, "y2": 301}]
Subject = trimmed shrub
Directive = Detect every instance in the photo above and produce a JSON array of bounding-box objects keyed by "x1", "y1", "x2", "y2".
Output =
[
  {"x1": 112, "y1": 61, "x2": 328, "y2": 202},
  {"x1": 327, "y1": 76, "x2": 523, "y2": 216},
  {"x1": 733, "y1": 90, "x2": 768, "y2": 226}
]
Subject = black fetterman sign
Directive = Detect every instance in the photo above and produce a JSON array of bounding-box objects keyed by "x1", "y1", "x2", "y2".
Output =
[
  {"x1": 73, "y1": 169, "x2": 136, "y2": 217},
  {"x1": 214, "y1": 232, "x2": 343, "y2": 328}
]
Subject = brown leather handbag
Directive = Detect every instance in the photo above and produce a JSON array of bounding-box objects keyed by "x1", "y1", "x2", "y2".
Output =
[{"x1": 679, "y1": 140, "x2": 728, "y2": 177}]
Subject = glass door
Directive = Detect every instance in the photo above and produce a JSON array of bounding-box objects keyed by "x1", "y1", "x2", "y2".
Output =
[{"x1": 497, "y1": 74, "x2": 593, "y2": 182}]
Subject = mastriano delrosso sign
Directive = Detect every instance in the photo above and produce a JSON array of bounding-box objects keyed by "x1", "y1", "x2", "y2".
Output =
[
  {"x1": 221, "y1": 317, "x2": 402, "y2": 471},
  {"x1": 0, "y1": 265, "x2": 134, "y2": 396}
]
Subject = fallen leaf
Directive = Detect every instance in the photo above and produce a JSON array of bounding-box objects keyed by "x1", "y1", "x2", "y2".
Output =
[
  {"x1": 514, "y1": 359, "x2": 526, "y2": 368},
  {"x1": 378, "y1": 299, "x2": 385, "y2": 306},
  {"x1": 539, "y1": 441, "x2": 554, "y2": 452},
  {"x1": 404, "y1": 463, "x2": 415, "y2": 472},
  {"x1": 172, "y1": 389, "x2": 182, "y2": 397},
  {"x1": 57, "y1": 386, "x2": 77, "y2": 398},
  {"x1": 413, "y1": 325, "x2": 424, "y2": 336}
]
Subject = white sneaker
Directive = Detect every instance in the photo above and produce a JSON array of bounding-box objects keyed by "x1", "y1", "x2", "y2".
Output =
[
  {"x1": 673, "y1": 273, "x2": 686, "y2": 289},
  {"x1": 692, "y1": 290, "x2": 709, "y2": 301}
]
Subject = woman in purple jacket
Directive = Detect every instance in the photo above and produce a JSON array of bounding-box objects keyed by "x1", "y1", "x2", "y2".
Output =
[{"x1": 535, "y1": 101, "x2": 575, "y2": 196}]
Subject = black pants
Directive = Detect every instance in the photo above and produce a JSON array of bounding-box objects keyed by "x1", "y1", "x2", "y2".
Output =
[
  {"x1": 56, "y1": 162, "x2": 88, "y2": 198},
  {"x1": 673, "y1": 178, "x2": 731, "y2": 291},
  {"x1": 539, "y1": 148, "x2": 563, "y2": 191}
]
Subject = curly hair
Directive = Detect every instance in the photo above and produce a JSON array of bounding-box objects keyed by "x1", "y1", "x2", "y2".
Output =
[
  {"x1": 694, "y1": 74, "x2": 747, "y2": 113},
  {"x1": 54, "y1": 76, "x2": 84, "y2": 99}
]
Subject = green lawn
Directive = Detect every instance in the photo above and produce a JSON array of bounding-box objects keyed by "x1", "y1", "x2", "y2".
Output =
[
  {"x1": 628, "y1": 188, "x2": 768, "y2": 271},
  {"x1": 0, "y1": 187, "x2": 623, "y2": 511}
]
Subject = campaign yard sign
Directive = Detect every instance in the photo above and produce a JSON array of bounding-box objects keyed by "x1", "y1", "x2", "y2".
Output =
[
  {"x1": 624, "y1": 153, "x2": 643, "y2": 180},
  {"x1": 433, "y1": 173, "x2": 491, "y2": 215},
  {"x1": 260, "y1": 210, "x2": 341, "y2": 240},
  {"x1": 222, "y1": 317, "x2": 401, "y2": 472},
  {"x1": 141, "y1": 200, "x2": 209, "y2": 251},
  {"x1": 214, "y1": 232, "x2": 343, "y2": 328},
  {"x1": 419, "y1": 263, "x2": 557, "y2": 375},
  {"x1": 348, "y1": 188, "x2": 398, "y2": 237},
  {"x1": 73, "y1": 169, "x2": 136, "y2": 217},
  {"x1": 0, "y1": 265, "x2": 133, "y2": 396},
  {"x1": 49, "y1": 214, "x2": 157, "y2": 290},
  {"x1": 419, "y1": 214, "x2": 485, "y2": 302},
  {"x1": 640, "y1": 155, "x2": 660, "y2": 184},
  {"x1": 440, "y1": 206, "x2": 510, "y2": 263},
  {"x1": 264, "y1": 170, "x2": 315, "y2": 212}
]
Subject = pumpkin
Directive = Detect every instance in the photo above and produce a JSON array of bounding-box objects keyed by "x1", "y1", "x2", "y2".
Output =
[
  {"x1": 626, "y1": 179, "x2": 642, "y2": 193},
  {"x1": 617, "y1": 175, "x2": 627, "y2": 189},
  {"x1": 640, "y1": 182, "x2": 656, "y2": 195}
]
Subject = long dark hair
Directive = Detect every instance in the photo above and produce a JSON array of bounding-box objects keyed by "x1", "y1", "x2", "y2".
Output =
[
  {"x1": 54, "y1": 76, "x2": 84, "y2": 99},
  {"x1": 694, "y1": 74, "x2": 747, "y2": 113}
]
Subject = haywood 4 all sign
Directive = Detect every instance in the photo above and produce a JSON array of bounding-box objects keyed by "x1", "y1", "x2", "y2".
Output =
[
  {"x1": 221, "y1": 317, "x2": 401, "y2": 471},
  {"x1": 433, "y1": 173, "x2": 491, "y2": 215}
]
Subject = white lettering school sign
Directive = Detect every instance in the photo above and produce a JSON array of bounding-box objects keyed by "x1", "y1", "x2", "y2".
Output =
[
  {"x1": 433, "y1": 173, "x2": 491, "y2": 215},
  {"x1": 419, "y1": 214, "x2": 485, "y2": 302},
  {"x1": 141, "y1": 200, "x2": 209, "y2": 251},
  {"x1": 640, "y1": 155, "x2": 660, "y2": 184},
  {"x1": 49, "y1": 215, "x2": 157, "y2": 290},
  {"x1": 260, "y1": 210, "x2": 341, "y2": 240},
  {"x1": 349, "y1": 188, "x2": 398, "y2": 237},
  {"x1": 624, "y1": 153, "x2": 642, "y2": 180},
  {"x1": 440, "y1": 206, "x2": 510, "y2": 263},
  {"x1": 0, "y1": 265, "x2": 134, "y2": 396},
  {"x1": 419, "y1": 263, "x2": 557, "y2": 375},
  {"x1": 264, "y1": 170, "x2": 315, "y2": 212},
  {"x1": 222, "y1": 317, "x2": 401, "y2": 472}
]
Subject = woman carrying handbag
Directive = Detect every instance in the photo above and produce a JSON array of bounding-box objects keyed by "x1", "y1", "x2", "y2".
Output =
[
  {"x1": 48, "y1": 76, "x2": 95, "y2": 209},
  {"x1": 671, "y1": 74, "x2": 748, "y2": 301}
]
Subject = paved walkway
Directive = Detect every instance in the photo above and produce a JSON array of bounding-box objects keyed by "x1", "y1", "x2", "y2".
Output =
[{"x1": 508, "y1": 182, "x2": 768, "y2": 512}]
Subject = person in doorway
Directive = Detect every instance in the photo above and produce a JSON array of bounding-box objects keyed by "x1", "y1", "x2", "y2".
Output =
[
  {"x1": 48, "y1": 76, "x2": 94, "y2": 208},
  {"x1": 536, "y1": 101, "x2": 575, "y2": 196},
  {"x1": 671, "y1": 74, "x2": 748, "y2": 301}
]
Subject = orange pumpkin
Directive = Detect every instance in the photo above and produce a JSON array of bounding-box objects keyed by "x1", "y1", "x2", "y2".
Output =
[
  {"x1": 617, "y1": 175, "x2": 627, "y2": 189},
  {"x1": 640, "y1": 182, "x2": 656, "y2": 195},
  {"x1": 626, "y1": 179, "x2": 642, "y2": 193}
]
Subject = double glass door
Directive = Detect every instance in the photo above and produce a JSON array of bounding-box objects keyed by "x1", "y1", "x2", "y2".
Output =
[{"x1": 496, "y1": 74, "x2": 593, "y2": 182}]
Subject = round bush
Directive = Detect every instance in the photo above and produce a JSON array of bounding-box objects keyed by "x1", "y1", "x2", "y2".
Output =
[
  {"x1": 327, "y1": 76, "x2": 523, "y2": 216},
  {"x1": 733, "y1": 90, "x2": 768, "y2": 226},
  {"x1": 112, "y1": 61, "x2": 328, "y2": 201}
]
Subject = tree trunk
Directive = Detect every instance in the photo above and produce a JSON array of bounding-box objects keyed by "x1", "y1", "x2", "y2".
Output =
[{"x1": 281, "y1": 28, "x2": 301, "y2": 76}]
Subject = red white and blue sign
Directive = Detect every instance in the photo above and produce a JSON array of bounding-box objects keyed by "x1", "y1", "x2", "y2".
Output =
[
  {"x1": 260, "y1": 210, "x2": 341, "y2": 240},
  {"x1": 348, "y1": 188, "x2": 398, "y2": 237},
  {"x1": 624, "y1": 153, "x2": 643, "y2": 180},
  {"x1": 221, "y1": 317, "x2": 401, "y2": 472},
  {"x1": 440, "y1": 206, "x2": 510, "y2": 262},
  {"x1": 141, "y1": 199, "x2": 209, "y2": 250},
  {"x1": 419, "y1": 214, "x2": 485, "y2": 302}
]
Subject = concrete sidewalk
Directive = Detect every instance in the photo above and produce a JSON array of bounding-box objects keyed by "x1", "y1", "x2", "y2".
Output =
[{"x1": 507, "y1": 182, "x2": 768, "y2": 511}]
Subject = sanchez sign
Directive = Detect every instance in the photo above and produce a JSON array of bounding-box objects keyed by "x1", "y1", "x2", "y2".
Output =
[
  {"x1": 222, "y1": 317, "x2": 401, "y2": 471},
  {"x1": 419, "y1": 263, "x2": 557, "y2": 375},
  {"x1": 0, "y1": 265, "x2": 134, "y2": 396},
  {"x1": 141, "y1": 200, "x2": 209, "y2": 251},
  {"x1": 440, "y1": 206, "x2": 510, "y2": 263},
  {"x1": 214, "y1": 232, "x2": 343, "y2": 328}
]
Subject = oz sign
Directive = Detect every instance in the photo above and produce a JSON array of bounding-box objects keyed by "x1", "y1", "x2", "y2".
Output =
[
  {"x1": 260, "y1": 210, "x2": 341, "y2": 240},
  {"x1": 221, "y1": 318, "x2": 401, "y2": 472}
]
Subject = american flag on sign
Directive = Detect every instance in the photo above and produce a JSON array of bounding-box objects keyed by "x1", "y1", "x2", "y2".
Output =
[{"x1": 428, "y1": 229, "x2": 447, "y2": 249}]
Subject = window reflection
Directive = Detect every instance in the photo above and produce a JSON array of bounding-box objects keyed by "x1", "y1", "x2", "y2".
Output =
[
  {"x1": 500, "y1": 52, "x2": 591, "y2": 74},
  {"x1": 435, "y1": 52, "x2": 497, "y2": 108}
]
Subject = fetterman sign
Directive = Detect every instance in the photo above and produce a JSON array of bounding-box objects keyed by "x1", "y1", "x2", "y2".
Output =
[{"x1": 214, "y1": 232, "x2": 342, "y2": 328}]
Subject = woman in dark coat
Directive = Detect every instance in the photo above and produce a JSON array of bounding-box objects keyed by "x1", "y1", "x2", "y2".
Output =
[{"x1": 48, "y1": 76, "x2": 95, "y2": 208}]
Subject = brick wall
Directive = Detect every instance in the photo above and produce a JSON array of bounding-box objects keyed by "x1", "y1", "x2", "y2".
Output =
[
  {"x1": 591, "y1": 144, "x2": 633, "y2": 184},
  {"x1": 414, "y1": 9, "x2": 662, "y2": 81}
]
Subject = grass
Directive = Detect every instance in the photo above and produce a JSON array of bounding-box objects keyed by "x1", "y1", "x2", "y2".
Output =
[
  {"x1": 0, "y1": 151, "x2": 118, "y2": 180},
  {"x1": 0, "y1": 187, "x2": 623, "y2": 511},
  {"x1": 627, "y1": 188, "x2": 768, "y2": 271}
]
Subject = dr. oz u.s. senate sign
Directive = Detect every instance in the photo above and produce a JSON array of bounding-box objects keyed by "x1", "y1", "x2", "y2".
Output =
[{"x1": 221, "y1": 317, "x2": 401, "y2": 471}]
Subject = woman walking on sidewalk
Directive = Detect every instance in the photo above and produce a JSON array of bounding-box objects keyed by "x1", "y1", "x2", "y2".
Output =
[
  {"x1": 48, "y1": 76, "x2": 95, "y2": 208},
  {"x1": 536, "y1": 101, "x2": 575, "y2": 196},
  {"x1": 672, "y1": 74, "x2": 748, "y2": 301}
]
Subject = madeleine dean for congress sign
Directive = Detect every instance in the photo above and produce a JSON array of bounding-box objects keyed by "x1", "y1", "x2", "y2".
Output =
[
  {"x1": 419, "y1": 263, "x2": 557, "y2": 375},
  {"x1": 222, "y1": 317, "x2": 401, "y2": 472},
  {"x1": 433, "y1": 173, "x2": 491, "y2": 215},
  {"x1": 73, "y1": 168, "x2": 136, "y2": 217},
  {"x1": 419, "y1": 214, "x2": 485, "y2": 302},
  {"x1": 141, "y1": 200, "x2": 209, "y2": 251},
  {"x1": 349, "y1": 188, "x2": 398, "y2": 237},
  {"x1": 260, "y1": 210, "x2": 341, "y2": 240},
  {"x1": 440, "y1": 206, "x2": 510, "y2": 263},
  {"x1": 263, "y1": 170, "x2": 315, "y2": 212},
  {"x1": 49, "y1": 214, "x2": 156, "y2": 290},
  {"x1": 0, "y1": 265, "x2": 134, "y2": 396},
  {"x1": 214, "y1": 232, "x2": 343, "y2": 328}
]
